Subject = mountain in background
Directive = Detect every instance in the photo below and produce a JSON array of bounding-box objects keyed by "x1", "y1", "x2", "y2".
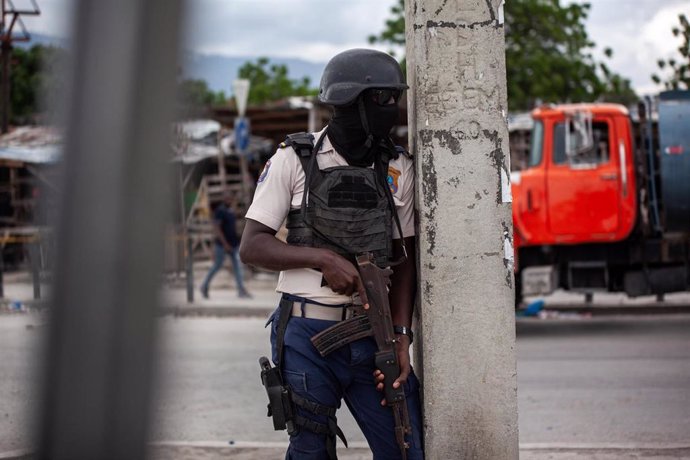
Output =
[
  {"x1": 17, "y1": 33, "x2": 327, "y2": 95},
  {"x1": 16, "y1": 32, "x2": 70, "y2": 50},
  {"x1": 181, "y1": 52, "x2": 326, "y2": 95}
]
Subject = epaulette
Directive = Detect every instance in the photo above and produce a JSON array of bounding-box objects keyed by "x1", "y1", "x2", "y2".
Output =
[
  {"x1": 280, "y1": 132, "x2": 315, "y2": 158},
  {"x1": 395, "y1": 145, "x2": 413, "y2": 160}
]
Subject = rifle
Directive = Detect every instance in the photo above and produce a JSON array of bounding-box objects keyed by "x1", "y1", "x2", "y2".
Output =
[{"x1": 311, "y1": 252, "x2": 411, "y2": 459}]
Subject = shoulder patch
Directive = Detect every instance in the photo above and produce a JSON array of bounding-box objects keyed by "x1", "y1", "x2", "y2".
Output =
[
  {"x1": 257, "y1": 159, "x2": 272, "y2": 184},
  {"x1": 387, "y1": 166, "x2": 401, "y2": 194}
]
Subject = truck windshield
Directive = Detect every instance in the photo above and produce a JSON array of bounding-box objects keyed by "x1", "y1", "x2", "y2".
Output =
[
  {"x1": 553, "y1": 120, "x2": 610, "y2": 165},
  {"x1": 528, "y1": 120, "x2": 544, "y2": 167}
]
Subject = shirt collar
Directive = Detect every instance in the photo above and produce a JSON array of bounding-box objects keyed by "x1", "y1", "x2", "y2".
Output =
[{"x1": 313, "y1": 126, "x2": 335, "y2": 155}]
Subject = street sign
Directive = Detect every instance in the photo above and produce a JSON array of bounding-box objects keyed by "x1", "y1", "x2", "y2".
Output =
[
  {"x1": 235, "y1": 116, "x2": 250, "y2": 155},
  {"x1": 233, "y1": 79, "x2": 250, "y2": 117}
]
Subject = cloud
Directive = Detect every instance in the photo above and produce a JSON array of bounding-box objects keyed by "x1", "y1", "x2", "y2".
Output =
[
  {"x1": 183, "y1": 0, "x2": 399, "y2": 62},
  {"x1": 15, "y1": 0, "x2": 74, "y2": 38},
  {"x1": 15, "y1": 0, "x2": 689, "y2": 97},
  {"x1": 584, "y1": 0, "x2": 690, "y2": 95},
  {"x1": 641, "y1": 2, "x2": 689, "y2": 59}
]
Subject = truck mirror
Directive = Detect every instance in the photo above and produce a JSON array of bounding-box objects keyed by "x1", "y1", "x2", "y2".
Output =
[{"x1": 565, "y1": 111, "x2": 595, "y2": 162}]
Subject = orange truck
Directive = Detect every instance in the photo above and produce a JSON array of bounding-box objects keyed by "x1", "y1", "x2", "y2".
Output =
[{"x1": 511, "y1": 90, "x2": 690, "y2": 304}]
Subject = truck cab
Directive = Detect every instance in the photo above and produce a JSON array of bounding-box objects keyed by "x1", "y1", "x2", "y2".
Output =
[
  {"x1": 512, "y1": 96, "x2": 690, "y2": 303},
  {"x1": 512, "y1": 104, "x2": 637, "y2": 251}
]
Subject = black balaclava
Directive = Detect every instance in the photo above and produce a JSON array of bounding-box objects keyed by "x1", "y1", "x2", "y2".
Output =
[{"x1": 328, "y1": 90, "x2": 399, "y2": 167}]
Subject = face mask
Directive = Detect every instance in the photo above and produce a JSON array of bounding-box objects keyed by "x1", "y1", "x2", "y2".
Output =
[
  {"x1": 327, "y1": 90, "x2": 401, "y2": 167},
  {"x1": 327, "y1": 103, "x2": 374, "y2": 167},
  {"x1": 364, "y1": 94, "x2": 400, "y2": 139}
]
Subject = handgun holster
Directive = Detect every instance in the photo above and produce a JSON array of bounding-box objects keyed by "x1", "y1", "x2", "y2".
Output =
[{"x1": 259, "y1": 356, "x2": 296, "y2": 434}]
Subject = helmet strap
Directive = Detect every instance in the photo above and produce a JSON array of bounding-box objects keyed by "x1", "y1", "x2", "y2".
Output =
[{"x1": 357, "y1": 95, "x2": 374, "y2": 149}]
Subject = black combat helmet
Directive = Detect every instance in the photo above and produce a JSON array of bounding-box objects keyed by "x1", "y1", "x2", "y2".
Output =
[{"x1": 319, "y1": 49, "x2": 408, "y2": 106}]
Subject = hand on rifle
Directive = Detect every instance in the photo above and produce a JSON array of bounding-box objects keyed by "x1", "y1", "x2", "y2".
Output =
[
  {"x1": 373, "y1": 334, "x2": 411, "y2": 406},
  {"x1": 320, "y1": 251, "x2": 369, "y2": 308}
]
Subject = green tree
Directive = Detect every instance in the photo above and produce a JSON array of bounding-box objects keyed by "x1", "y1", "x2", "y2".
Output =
[
  {"x1": 1, "y1": 45, "x2": 66, "y2": 124},
  {"x1": 368, "y1": 0, "x2": 405, "y2": 51},
  {"x1": 505, "y1": 0, "x2": 636, "y2": 109},
  {"x1": 178, "y1": 78, "x2": 227, "y2": 108},
  {"x1": 237, "y1": 57, "x2": 317, "y2": 105},
  {"x1": 652, "y1": 14, "x2": 690, "y2": 90},
  {"x1": 369, "y1": 0, "x2": 637, "y2": 111}
]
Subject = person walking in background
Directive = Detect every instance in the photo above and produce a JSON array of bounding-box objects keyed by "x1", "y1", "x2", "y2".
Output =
[{"x1": 200, "y1": 194, "x2": 252, "y2": 299}]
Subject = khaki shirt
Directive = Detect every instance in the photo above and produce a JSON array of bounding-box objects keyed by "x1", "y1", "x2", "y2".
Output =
[{"x1": 246, "y1": 127, "x2": 415, "y2": 304}]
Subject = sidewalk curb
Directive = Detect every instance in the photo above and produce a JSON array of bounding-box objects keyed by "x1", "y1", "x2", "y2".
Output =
[
  {"x1": 4, "y1": 298, "x2": 690, "y2": 318},
  {"x1": 5, "y1": 442, "x2": 690, "y2": 460},
  {"x1": 160, "y1": 305, "x2": 274, "y2": 318},
  {"x1": 0, "y1": 305, "x2": 276, "y2": 318},
  {"x1": 0, "y1": 450, "x2": 31, "y2": 460},
  {"x1": 537, "y1": 304, "x2": 690, "y2": 316},
  {"x1": 1, "y1": 305, "x2": 275, "y2": 318},
  {"x1": 520, "y1": 442, "x2": 690, "y2": 450}
]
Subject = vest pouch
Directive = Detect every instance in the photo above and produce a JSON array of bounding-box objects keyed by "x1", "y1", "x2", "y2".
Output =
[
  {"x1": 315, "y1": 206, "x2": 390, "y2": 265},
  {"x1": 286, "y1": 209, "x2": 314, "y2": 247},
  {"x1": 286, "y1": 164, "x2": 394, "y2": 267},
  {"x1": 313, "y1": 206, "x2": 389, "y2": 238}
]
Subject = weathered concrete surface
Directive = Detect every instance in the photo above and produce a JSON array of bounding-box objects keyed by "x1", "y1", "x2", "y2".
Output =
[{"x1": 406, "y1": 0, "x2": 519, "y2": 458}]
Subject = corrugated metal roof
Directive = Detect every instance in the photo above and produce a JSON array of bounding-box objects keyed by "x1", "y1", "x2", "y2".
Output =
[
  {"x1": 0, "y1": 126, "x2": 62, "y2": 164},
  {"x1": 178, "y1": 119, "x2": 221, "y2": 141},
  {"x1": 507, "y1": 112, "x2": 534, "y2": 132},
  {"x1": 0, "y1": 145, "x2": 61, "y2": 164},
  {"x1": 172, "y1": 119, "x2": 274, "y2": 164}
]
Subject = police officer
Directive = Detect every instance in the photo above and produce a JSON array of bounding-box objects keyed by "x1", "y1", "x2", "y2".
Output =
[{"x1": 240, "y1": 48, "x2": 423, "y2": 460}]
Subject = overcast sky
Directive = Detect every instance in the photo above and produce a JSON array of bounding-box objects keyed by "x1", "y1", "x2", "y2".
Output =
[{"x1": 17, "y1": 0, "x2": 690, "y2": 96}]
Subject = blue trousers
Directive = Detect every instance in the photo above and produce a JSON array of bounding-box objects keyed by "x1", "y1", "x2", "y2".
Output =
[
  {"x1": 201, "y1": 243, "x2": 247, "y2": 293},
  {"x1": 269, "y1": 307, "x2": 424, "y2": 460}
]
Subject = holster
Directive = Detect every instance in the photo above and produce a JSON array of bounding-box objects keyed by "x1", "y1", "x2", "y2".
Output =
[
  {"x1": 259, "y1": 356, "x2": 296, "y2": 434},
  {"x1": 259, "y1": 296, "x2": 349, "y2": 460}
]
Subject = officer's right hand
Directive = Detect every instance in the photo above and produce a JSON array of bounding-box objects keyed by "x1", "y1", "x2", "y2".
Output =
[
  {"x1": 373, "y1": 335, "x2": 411, "y2": 405},
  {"x1": 320, "y1": 251, "x2": 369, "y2": 307}
]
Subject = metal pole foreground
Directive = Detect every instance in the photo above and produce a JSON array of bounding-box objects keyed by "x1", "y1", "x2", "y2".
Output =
[
  {"x1": 36, "y1": 1, "x2": 182, "y2": 459},
  {"x1": 405, "y1": 1, "x2": 519, "y2": 458}
]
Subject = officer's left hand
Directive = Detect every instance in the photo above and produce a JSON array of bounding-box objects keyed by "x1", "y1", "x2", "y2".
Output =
[{"x1": 373, "y1": 334, "x2": 411, "y2": 406}]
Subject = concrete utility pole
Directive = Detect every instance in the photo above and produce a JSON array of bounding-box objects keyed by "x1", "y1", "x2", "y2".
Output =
[{"x1": 405, "y1": 0, "x2": 519, "y2": 458}]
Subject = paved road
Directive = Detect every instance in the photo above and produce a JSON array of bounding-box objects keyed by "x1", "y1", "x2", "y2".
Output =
[
  {"x1": 516, "y1": 316, "x2": 690, "y2": 444},
  {"x1": 0, "y1": 314, "x2": 44, "y2": 453},
  {"x1": 2, "y1": 314, "x2": 690, "y2": 458}
]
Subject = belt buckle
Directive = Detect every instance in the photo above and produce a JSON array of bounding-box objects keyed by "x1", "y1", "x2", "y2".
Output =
[{"x1": 343, "y1": 304, "x2": 362, "y2": 320}]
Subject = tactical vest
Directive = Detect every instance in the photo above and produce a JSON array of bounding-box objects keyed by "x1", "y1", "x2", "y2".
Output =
[{"x1": 282, "y1": 130, "x2": 398, "y2": 268}]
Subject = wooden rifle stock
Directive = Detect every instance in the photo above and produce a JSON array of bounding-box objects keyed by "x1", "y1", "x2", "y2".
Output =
[{"x1": 356, "y1": 252, "x2": 411, "y2": 459}]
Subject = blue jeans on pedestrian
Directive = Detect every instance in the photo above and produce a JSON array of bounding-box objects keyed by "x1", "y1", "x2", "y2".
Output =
[
  {"x1": 267, "y1": 305, "x2": 424, "y2": 460},
  {"x1": 201, "y1": 242, "x2": 247, "y2": 294}
]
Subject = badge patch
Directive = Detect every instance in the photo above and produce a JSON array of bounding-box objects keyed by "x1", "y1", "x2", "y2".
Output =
[
  {"x1": 387, "y1": 166, "x2": 401, "y2": 194},
  {"x1": 258, "y1": 159, "x2": 272, "y2": 183}
]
